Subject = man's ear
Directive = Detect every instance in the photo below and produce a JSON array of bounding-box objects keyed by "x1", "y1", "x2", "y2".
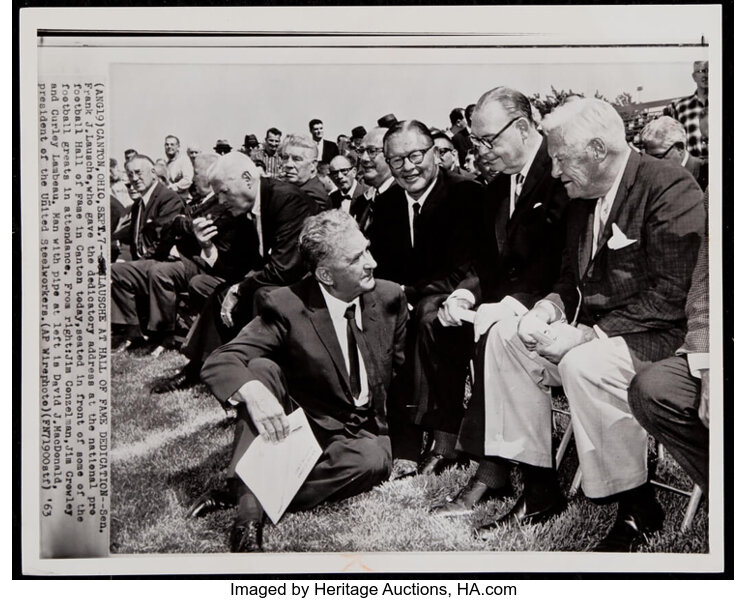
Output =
[
  {"x1": 241, "y1": 170, "x2": 254, "y2": 188},
  {"x1": 315, "y1": 266, "x2": 333, "y2": 287},
  {"x1": 588, "y1": 138, "x2": 608, "y2": 161}
]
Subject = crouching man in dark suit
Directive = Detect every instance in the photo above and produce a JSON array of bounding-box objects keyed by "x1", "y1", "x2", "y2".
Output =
[{"x1": 198, "y1": 210, "x2": 408, "y2": 552}]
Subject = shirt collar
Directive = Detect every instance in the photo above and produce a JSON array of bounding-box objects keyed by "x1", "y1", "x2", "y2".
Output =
[
  {"x1": 602, "y1": 147, "x2": 631, "y2": 205},
  {"x1": 377, "y1": 176, "x2": 395, "y2": 194},
  {"x1": 141, "y1": 181, "x2": 158, "y2": 205},
  {"x1": 318, "y1": 281, "x2": 361, "y2": 321},
  {"x1": 517, "y1": 135, "x2": 543, "y2": 181},
  {"x1": 404, "y1": 173, "x2": 438, "y2": 207},
  {"x1": 681, "y1": 152, "x2": 689, "y2": 167},
  {"x1": 344, "y1": 180, "x2": 357, "y2": 198},
  {"x1": 251, "y1": 179, "x2": 262, "y2": 218}
]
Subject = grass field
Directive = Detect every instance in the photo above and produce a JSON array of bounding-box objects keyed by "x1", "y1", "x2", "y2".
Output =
[{"x1": 111, "y1": 349, "x2": 709, "y2": 555}]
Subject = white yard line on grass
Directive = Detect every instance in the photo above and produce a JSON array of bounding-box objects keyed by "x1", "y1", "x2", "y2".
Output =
[{"x1": 111, "y1": 409, "x2": 230, "y2": 463}]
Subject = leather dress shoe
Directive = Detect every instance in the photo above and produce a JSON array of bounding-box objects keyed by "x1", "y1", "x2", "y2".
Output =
[
  {"x1": 230, "y1": 517, "x2": 265, "y2": 552},
  {"x1": 186, "y1": 489, "x2": 237, "y2": 519},
  {"x1": 113, "y1": 336, "x2": 150, "y2": 354},
  {"x1": 475, "y1": 493, "x2": 567, "y2": 539},
  {"x1": 592, "y1": 503, "x2": 665, "y2": 552},
  {"x1": 432, "y1": 477, "x2": 514, "y2": 517},
  {"x1": 417, "y1": 452, "x2": 469, "y2": 477},
  {"x1": 151, "y1": 367, "x2": 200, "y2": 394}
]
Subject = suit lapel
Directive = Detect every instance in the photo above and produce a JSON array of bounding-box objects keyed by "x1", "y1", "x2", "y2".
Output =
[
  {"x1": 578, "y1": 203, "x2": 595, "y2": 278},
  {"x1": 305, "y1": 280, "x2": 354, "y2": 401},
  {"x1": 507, "y1": 138, "x2": 548, "y2": 235},
  {"x1": 492, "y1": 174, "x2": 511, "y2": 253},
  {"x1": 592, "y1": 152, "x2": 639, "y2": 262}
]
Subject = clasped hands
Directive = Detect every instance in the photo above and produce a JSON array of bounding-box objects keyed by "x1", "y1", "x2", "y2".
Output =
[
  {"x1": 518, "y1": 309, "x2": 594, "y2": 363},
  {"x1": 438, "y1": 296, "x2": 516, "y2": 342},
  {"x1": 232, "y1": 380, "x2": 290, "y2": 443}
]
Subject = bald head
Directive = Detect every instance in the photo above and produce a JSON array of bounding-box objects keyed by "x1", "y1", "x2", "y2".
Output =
[
  {"x1": 208, "y1": 151, "x2": 262, "y2": 215},
  {"x1": 192, "y1": 152, "x2": 220, "y2": 197}
]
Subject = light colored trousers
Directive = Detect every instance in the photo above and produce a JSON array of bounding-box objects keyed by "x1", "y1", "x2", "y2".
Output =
[{"x1": 482, "y1": 316, "x2": 648, "y2": 498}]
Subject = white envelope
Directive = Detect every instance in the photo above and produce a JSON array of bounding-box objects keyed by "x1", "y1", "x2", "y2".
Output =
[{"x1": 607, "y1": 223, "x2": 637, "y2": 250}]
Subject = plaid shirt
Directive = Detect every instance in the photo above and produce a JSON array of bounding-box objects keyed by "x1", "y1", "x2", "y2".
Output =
[
  {"x1": 664, "y1": 92, "x2": 708, "y2": 158},
  {"x1": 253, "y1": 147, "x2": 283, "y2": 179}
]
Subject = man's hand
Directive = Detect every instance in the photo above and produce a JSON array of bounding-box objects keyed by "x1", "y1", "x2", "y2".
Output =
[
  {"x1": 472, "y1": 301, "x2": 516, "y2": 342},
  {"x1": 698, "y1": 369, "x2": 710, "y2": 428},
  {"x1": 438, "y1": 294, "x2": 474, "y2": 328},
  {"x1": 517, "y1": 308, "x2": 553, "y2": 350},
  {"x1": 220, "y1": 283, "x2": 241, "y2": 327},
  {"x1": 535, "y1": 322, "x2": 587, "y2": 364},
  {"x1": 233, "y1": 380, "x2": 290, "y2": 443},
  {"x1": 193, "y1": 216, "x2": 219, "y2": 249}
]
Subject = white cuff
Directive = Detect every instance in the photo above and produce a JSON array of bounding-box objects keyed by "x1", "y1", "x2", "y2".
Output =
[
  {"x1": 201, "y1": 244, "x2": 218, "y2": 267},
  {"x1": 448, "y1": 288, "x2": 476, "y2": 307},
  {"x1": 500, "y1": 295, "x2": 529, "y2": 317},
  {"x1": 687, "y1": 353, "x2": 709, "y2": 378},
  {"x1": 592, "y1": 324, "x2": 608, "y2": 339}
]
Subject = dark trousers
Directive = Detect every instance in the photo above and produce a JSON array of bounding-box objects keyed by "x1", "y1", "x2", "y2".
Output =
[
  {"x1": 629, "y1": 355, "x2": 709, "y2": 491},
  {"x1": 412, "y1": 295, "x2": 474, "y2": 434},
  {"x1": 182, "y1": 283, "x2": 279, "y2": 364},
  {"x1": 147, "y1": 258, "x2": 202, "y2": 333},
  {"x1": 227, "y1": 358, "x2": 392, "y2": 520}
]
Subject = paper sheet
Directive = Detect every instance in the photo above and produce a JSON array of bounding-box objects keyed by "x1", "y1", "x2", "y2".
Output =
[{"x1": 234, "y1": 408, "x2": 322, "y2": 525}]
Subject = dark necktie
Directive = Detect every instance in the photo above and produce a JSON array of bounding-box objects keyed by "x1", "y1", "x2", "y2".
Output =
[
  {"x1": 344, "y1": 304, "x2": 361, "y2": 399},
  {"x1": 511, "y1": 173, "x2": 524, "y2": 217},
  {"x1": 411, "y1": 201, "x2": 421, "y2": 246}
]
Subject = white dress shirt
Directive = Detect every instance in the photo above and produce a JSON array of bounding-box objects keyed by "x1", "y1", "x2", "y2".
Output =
[{"x1": 319, "y1": 284, "x2": 369, "y2": 406}]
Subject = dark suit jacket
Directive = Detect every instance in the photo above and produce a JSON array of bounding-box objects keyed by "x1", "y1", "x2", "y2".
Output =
[
  {"x1": 329, "y1": 181, "x2": 372, "y2": 227},
  {"x1": 458, "y1": 137, "x2": 569, "y2": 307},
  {"x1": 545, "y1": 151, "x2": 705, "y2": 362},
  {"x1": 452, "y1": 128, "x2": 473, "y2": 168},
  {"x1": 236, "y1": 178, "x2": 319, "y2": 300},
  {"x1": 320, "y1": 139, "x2": 339, "y2": 165},
  {"x1": 120, "y1": 181, "x2": 185, "y2": 260},
  {"x1": 300, "y1": 176, "x2": 333, "y2": 211},
  {"x1": 369, "y1": 168, "x2": 485, "y2": 305},
  {"x1": 173, "y1": 193, "x2": 262, "y2": 282},
  {"x1": 202, "y1": 276, "x2": 408, "y2": 443}
]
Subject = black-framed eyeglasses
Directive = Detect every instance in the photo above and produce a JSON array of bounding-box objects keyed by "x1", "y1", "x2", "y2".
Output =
[
  {"x1": 469, "y1": 116, "x2": 522, "y2": 150},
  {"x1": 385, "y1": 145, "x2": 434, "y2": 170},
  {"x1": 329, "y1": 167, "x2": 354, "y2": 177},
  {"x1": 646, "y1": 143, "x2": 679, "y2": 160},
  {"x1": 435, "y1": 147, "x2": 454, "y2": 157},
  {"x1": 356, "y1": 146, "x2": 383, "y2": 157}
]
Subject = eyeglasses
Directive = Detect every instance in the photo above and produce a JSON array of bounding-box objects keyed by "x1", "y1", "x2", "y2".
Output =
[
  {"x1": 329, "y1": 167, "x2": 354, "y2": 177},
  {"x1": 469, "y1": 116, "x2": 521, "y2": 150},
  {"x1": 385, "y1": 145, "x2": 434, "y2": 170},
  {"x1": 646, "y1": 143, "x2": 678, "y2": 160},
  {"x1": 355, "y1": 146, "x2": 383, "y2": 157},
  {"x1": 435, "y1": 147, "x2": 454, "y2": 157},
  {"x1": 694, "y1": 68, "x2": 709, "y2": 74}
]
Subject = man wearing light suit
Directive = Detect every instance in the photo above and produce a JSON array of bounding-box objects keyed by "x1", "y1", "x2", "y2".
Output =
[
  {"x1": 199, "y1": 210, "x2": 408, "y2": 552},
  {"x1": 473, "y1": 98, "x2": 704, "y2": 552}
]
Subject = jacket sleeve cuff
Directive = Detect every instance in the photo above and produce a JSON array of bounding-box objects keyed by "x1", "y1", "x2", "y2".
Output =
[{"x1": 686, "y1": 353, "x2": 709, "y2": 378}]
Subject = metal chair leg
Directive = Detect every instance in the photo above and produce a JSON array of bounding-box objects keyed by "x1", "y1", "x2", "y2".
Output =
[{"x1": 680, "y1": 485, "x2": 703, "y2": 532}]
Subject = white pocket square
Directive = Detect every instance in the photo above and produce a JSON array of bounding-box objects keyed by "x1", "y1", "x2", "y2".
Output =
[
  {"x1": 607, "y1": 223, "x2": 637, "y2": 250},
  {"x1": 533, "y1": 202, "x2": 542, "y2": 209}
]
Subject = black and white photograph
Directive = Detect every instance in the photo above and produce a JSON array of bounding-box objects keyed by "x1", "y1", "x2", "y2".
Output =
[{"x1": 18, "y1": 3, "x2": 730, "y2": 578}]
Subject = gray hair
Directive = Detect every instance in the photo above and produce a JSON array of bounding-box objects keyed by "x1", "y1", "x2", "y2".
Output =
[
  {"x1": 279, "y1": 133, "x2": 318, "y2": 161},
  {"x1": 207, "y1": 151, "x2": 260, "y2": 185},
  {"x1": 299, "y1": 210, "x2": 360, "y2": 271},
  {"x1": 639, "y1": 116, "x2": 686, "y2": 149},
  {"x1": 541, "y1": 97, "x2": 627, "y2": 153},
  {"x1": 475, "y1": 86, "x2": 535, "y2": 126}
]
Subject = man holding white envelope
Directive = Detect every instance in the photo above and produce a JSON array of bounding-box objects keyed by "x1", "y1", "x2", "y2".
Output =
[
  {"x1": 473, "y1": 98, "x2": 704, "y2": 552},
  {"x1": 200, "y1": 210, "x2": 407, "y2": 552}
]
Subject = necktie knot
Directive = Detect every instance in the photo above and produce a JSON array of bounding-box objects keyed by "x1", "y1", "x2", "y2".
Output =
[
  {"x1": 344, "y1": 304, "x2": 357, "y2": 321},
  {"x1": 412, "y1": 201, "x2": 421, "y2": 217}
]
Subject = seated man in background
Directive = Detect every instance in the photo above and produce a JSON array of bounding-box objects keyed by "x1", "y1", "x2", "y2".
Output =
[
  {"x1": 356, "y1": 127, "x2": 397, "y2": 234},
  {"x1": 164, "y1": 134, "x2": 194, "y2": 202},
  {"x1": 153, "y1": 151, "x2": 318, "y2": 393},
  {"x1": 427, "y1": 86, "x2": 569, "y2": 513},
  {"x1": 328, "y1": 154, "x2": 371, "y2": 228},
  {"x1": 278, "y1": 133, "x2": 331, "y2": 211},
  {"x1": 197, "y1": 210, "x2": 408, "y2": 552},
  {"x1": 111, "y1": 154, "x2": 185, "y2": 350},
  {"x1": 471, "y1": 98, "x2": 704, "y2": 552},
  {"x1": 145, "y1": 152, "x2": 260, "y2": 351},
  {"x1": 639, "y1": 116, "x2": 708, "y2": 190}
]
